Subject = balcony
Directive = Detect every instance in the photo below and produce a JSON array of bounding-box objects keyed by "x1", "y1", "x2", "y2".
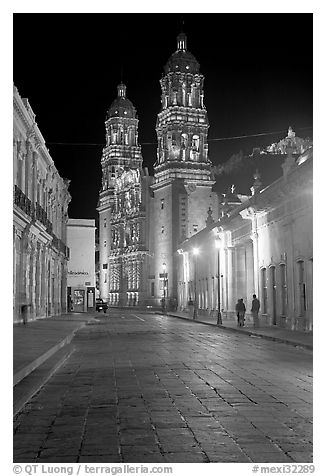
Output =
[{"x1": 14, "y1": 185, "x2": 68, "y2": 256}]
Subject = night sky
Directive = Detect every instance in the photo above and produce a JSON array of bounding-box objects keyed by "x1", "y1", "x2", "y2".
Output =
[{"x1": 13, "y1": 13, "x2": 313, "y2": 220}]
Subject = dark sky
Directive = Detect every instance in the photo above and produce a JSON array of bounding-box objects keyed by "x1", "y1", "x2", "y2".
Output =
[{"x1": 13, "y1": 13, "x2": 313, "y2": 219}]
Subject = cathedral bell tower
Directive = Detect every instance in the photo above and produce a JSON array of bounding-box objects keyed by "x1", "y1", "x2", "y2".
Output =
[
  {"x1": 97, "y1": 84, "x2": 152, "y2": 306},
  {"x1": 152, "y1": 32, "x2": 218, "y2": 306}
]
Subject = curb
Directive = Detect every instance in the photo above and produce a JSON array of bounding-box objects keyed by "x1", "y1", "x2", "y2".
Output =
[
  {"x1": 13, "y1": 345, "x2": 75, "y2": 417},
  {"x1": 160, "y1": 312, "x2": 313, "y2": 351},
  {"x1": 13, "y1": 319, "x2": 91, "y2": 387}
]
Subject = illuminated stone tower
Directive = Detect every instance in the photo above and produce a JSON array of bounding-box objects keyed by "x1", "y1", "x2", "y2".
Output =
[
  {"x1": 152, "y1": 32, "x2": 218, "y2": 305},
  {"x1": 97, "y1": 83, "x2": 153, "y2": 306}
]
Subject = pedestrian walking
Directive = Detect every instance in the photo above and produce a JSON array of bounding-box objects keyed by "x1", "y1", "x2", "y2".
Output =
[
  {"x1": 236, "y1": 298, "x2": 246, "y2": 327},
  {"x1": 21, "y1": 303, "x2": 30, "y2": 325},
  {"x1": 251, "y1": 294, "x2": 260, "y2": 328}
]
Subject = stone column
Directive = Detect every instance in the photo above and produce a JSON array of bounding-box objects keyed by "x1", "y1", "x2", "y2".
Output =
[
  {"x1": 35, "y1": 243, "x2": 41, "y2": 317},
  {"x1": 40, "y1": 244, "x2": 47, "y2": 317},
  {"x1": 236, "y1": 246, "x2": 246, "y2": 302},
  {"x1": 251, "y1": 230, "x2": 260, "y2": 298},
  {"x1": 226, "y1": 247, "x2": 235, "y2": 318},
  {"x1": 29, "y1": 241, "x2": 37, "y2": 320},
  {"x1": 13, "y1": 228, "x2": 23, "y2": 321},
  {"x1": 25, "y1": 141, "x2": 33, "y2": 198},
  {"x1": 61, "y1": 257, "x2": 68, "y2": 314}
]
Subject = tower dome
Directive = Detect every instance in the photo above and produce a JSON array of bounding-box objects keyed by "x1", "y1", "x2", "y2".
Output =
[
  {"x1": 164, "y1": 32, "x2": 200, "y2": 74},
  {"x1": 106, "y1": 83, "x2": 137, "y2": 119}
]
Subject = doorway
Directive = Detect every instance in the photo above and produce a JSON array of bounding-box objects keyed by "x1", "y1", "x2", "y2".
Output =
[{"x1": 72, "y1": 289, "x2": 85, "y2": 312}]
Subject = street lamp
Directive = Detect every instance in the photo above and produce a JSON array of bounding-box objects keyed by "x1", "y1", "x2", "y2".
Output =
[
  {"x1": 162, "y1": 262, "x2": 167, "y2": 314},
  {"x1": 215, "y1": 238, "x2": 222, "y2": 325},
  {"x1": 193, "y1": 247, "x2": 199, "y2": 319}
]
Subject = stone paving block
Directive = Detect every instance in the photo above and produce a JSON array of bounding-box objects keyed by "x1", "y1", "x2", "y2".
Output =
[
  {"x1": 42, "y1": 437, "x2": 82, "y2": 449},
  {"x1": 287, "y1": 451, "x2": 313, "y2": 462},
  {"x1": 80, "y1": 444, "x2": 120, "y2": 455},
  {"x1": 13, "y1": 454, "x2": 38, "y2": 462},
  {"x1": 162, "y1": 451, "x2": 208, "y2": 462},
  {"x1": 13, "y1": 446, "x2": 40, "y2": 457},
  {"x1": 159, "y1": 440, "x2": 199, "y2": 452},
  {"x1": 120, "y1": 434, "x2": 157, "y2": 446},
  {"x1": 245, "y1": 452, "x2": 294, "y2": 463},
  {"x1": 38, "y1": 447, "x2": 79, "y2": 458},
  {"x1": 38, "y1": 456, "x2": 79, "y2": 462},
  {"x1": 122, "y1": 454, "x2": 166, "y2": 462},
  {"x1": 205, "y1": 452, "x2": 252, "y2": 463}
]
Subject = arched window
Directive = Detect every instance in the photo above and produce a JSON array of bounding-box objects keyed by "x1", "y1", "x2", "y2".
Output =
[
  {"x1": 192, "y1": 135, "x2": 199, "y2": 151},
  {"x1": 181, "y1": 133, "x2": 188, "y2": 149}
]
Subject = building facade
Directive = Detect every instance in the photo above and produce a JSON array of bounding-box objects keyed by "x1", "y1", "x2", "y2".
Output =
[
  {"x1": 13, "y1": 85, "x2": 71, "y2": 323},
  {"x1": 67, "y1": 219, "x2": 96, "y2": 312},
  {"x1": 97, "y1": 84, "x2": 154, "y2": 307},
  {"x1": 177, "y1": 140, "x2": 313, "y2": 331},
  {"x1": 98, "y1": 33, "x2": 218, "y2": 308}
]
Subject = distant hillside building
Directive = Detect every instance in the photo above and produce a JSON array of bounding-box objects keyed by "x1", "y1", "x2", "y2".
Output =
[{"x1": 13, "y1": 85, "x2": 71, "y2": 322}]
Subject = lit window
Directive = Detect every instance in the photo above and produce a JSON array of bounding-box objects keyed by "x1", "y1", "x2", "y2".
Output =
[
  {"x1": 124, "y1": 111, "x2": 127, "y2": 115},
  {"x1": 115, "y1": 110, "x2": 118, "y2": 114},
  {"x1": 186, "y1": 65, "x2": 189, "y2": 70}
]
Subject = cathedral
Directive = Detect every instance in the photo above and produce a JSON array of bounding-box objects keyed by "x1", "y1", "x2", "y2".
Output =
[{"x1": 97, "y1": 32, "x2": 218, "y2": 307}]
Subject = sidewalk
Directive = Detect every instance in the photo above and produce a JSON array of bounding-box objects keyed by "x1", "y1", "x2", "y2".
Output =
[
  {"x1": 14, "y1": 313, "x2": 97, "y2": 385},
  {"x1": 163, "y1": 310, "x2": 313, "y2": 350},
  {"x1": 13, "y1": 312, "x2": 98, "y2": 416}
]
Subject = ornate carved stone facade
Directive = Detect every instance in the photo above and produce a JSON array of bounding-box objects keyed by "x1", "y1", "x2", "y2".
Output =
[
  {"x1": 13, "y1": 85, "x2": 71, "y2": 322},
  {"x1": 151, "y1": 33, "x2": 218, "y2": 304},
  {"x1": 177, "y1": 142, "x2": 313, "y2": 331},
  {"x1": 98, "y1": 34, "x2": 218, "y2": 307},
  {"x1": 97, "y1": 84, "x2": 153, "y2": 306}
]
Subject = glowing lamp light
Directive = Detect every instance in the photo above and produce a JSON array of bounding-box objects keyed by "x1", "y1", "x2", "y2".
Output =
[
  {"x1": 215, "y1": 238, "x2": 222, "y2": 249},
  {"x1": 193, "y1": 247, "x2": 199, "y2": 255}
]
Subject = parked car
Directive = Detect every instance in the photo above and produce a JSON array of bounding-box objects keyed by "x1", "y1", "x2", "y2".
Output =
[{"x1": 96, "y1": 298, "x2": 108, "y2": 313}]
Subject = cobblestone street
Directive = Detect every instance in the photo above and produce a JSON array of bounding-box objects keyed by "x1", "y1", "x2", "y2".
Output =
[{"x1": 13, "y1": 311, "x2": 313, "y2": 463}]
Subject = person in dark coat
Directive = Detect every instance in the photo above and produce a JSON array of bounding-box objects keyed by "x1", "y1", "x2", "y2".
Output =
[
  {"x1": 235, "y1": 298, "x2": 246, "y2": 327},
  {"x1": 251, "y1": 294, "x2": 261, "y2": 328},
  {"x1": 236, "y1": 298, "x2": 246, "y2": 327}
]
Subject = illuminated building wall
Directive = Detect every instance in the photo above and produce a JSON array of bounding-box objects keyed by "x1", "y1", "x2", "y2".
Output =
[
  {"x1": 13, "y1": 85, "x2": 71, "y2": 322},
  {"x1": 152, "y1": 32, "x2": 218, "y2": 305},
  {"x1": 67, "y1": 219, "x2": 96, "y2": 312},
  {"x1": 97, "y1": 84, "x2": 154, "y2": 306},
  {"x1": 177, "y1": 144, "x2": 313, "y2": 331}
]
